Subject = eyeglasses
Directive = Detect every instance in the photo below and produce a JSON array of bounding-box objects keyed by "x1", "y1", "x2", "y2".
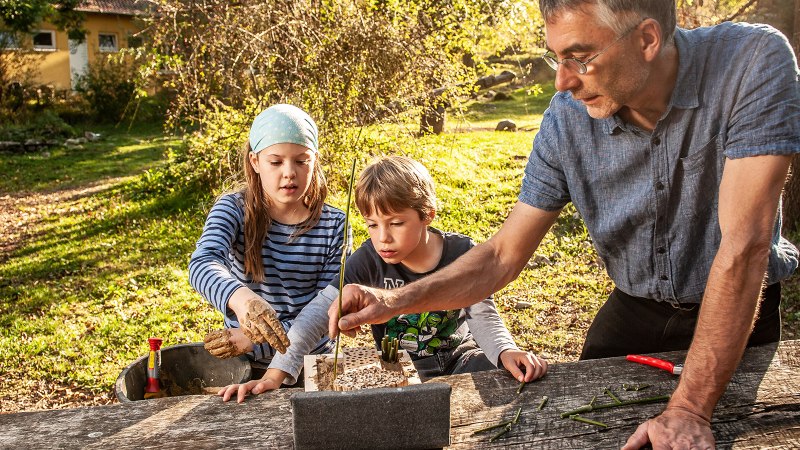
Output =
[{"x1": 542, "y1": 19, "x2": 645, "y2": 75}]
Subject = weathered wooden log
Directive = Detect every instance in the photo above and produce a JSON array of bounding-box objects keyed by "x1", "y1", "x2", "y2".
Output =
[{"x1": 474, "y1": 70, "x2": 516, "y2": 90}]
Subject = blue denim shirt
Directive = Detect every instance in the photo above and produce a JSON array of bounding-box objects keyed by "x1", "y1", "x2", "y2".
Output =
[{"x1": 521, "y1": 23, "x2": 800, "y2": 304}]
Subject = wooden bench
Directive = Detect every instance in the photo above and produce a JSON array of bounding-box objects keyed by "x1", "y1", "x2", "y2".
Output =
[{"x1": 1, "y1": 340, "x2": 798, "y2": 449}]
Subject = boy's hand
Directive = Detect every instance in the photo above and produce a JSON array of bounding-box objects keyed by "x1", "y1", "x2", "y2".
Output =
[
  {"x1": 218, "y1": 369, "x2": 287, "y2": 403},
  {"x1": 240, "y1": 297, "x2": 291, "y2": 353},
  {"x1": 204, "y1": 328, "x2": 251, "y2": 359},
  {"x1": 499, "y1": 349, "x2": 548, "y2": 383}
]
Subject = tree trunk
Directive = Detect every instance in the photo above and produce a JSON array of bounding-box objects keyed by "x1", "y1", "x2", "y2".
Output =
[{"x1": 420, "y1": 104, "x2": 446, "y2": 135}]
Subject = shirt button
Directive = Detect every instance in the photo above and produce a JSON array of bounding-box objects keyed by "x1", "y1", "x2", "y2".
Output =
[
  {"x1": 655, "y1": 182, "x2": 665, "y2": 190},
  {"x1": 653, "y1": 137, "x2": 661, "y2": 145},
  {"x1": 657, "y1": 247, "x2": 666, "y2": 254},
  {"x1": 660, "y1": 275, "x2": 669, "y2": 281}
]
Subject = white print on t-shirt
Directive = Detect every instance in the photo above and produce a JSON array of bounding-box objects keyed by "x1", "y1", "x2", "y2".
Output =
[{"x1": 383, "y1": 278, "x2": 405, "y2": 289}]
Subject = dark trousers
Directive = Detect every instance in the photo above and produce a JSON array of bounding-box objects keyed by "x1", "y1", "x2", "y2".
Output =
[
  {"x1": 580, "y1": 283, "x2": 782, "y2": 360},
  {"x1": 412, "y1": 337, "x2": 497, "y2": 381}
]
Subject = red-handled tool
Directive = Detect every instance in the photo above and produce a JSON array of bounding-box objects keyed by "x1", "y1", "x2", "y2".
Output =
[{"x1": 626, "y1": 354, "x2": 683, "y2": 375}]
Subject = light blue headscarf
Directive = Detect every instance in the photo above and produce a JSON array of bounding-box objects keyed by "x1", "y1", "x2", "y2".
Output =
[{"x1": 248, "y1": 104, "x2": 319, "y2": 154}]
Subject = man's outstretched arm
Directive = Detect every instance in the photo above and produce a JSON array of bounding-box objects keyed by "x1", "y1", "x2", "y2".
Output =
[{"x1": 329, "y1": 202, "x2": 561, "y2": 337}]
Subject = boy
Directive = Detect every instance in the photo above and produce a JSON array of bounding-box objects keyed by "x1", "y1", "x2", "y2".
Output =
[{"x1": 220, "y1": 156, "x2": 546, "y2": 402}]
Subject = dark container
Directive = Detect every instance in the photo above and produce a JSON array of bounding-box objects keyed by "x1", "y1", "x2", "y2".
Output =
[
  {"x1": 115, "y1": 342, "x2": 251, "y2": 402},
  {"x1": 291, "y1": 382, "x2": 452, "y2": 449}
]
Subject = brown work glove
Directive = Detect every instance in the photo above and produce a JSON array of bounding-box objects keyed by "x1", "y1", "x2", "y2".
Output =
[
  {"x1": 204, "y1": 329, "x2": 245, "y2": 359},
  {"x1": 240, "y1": 297, "x2": 290, "y2": 354}
]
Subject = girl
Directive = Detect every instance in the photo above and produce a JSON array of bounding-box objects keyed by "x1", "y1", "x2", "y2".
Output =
[{"x1": 188, "y1": 104, "x2": 349, "y2": 396}]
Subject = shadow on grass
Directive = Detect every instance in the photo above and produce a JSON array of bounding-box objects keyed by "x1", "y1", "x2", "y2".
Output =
[
  {"x1": 0, "y1": 185, "x2": 207, "y2": 317},
  {"x1": 0, "y1": 127, "x2": 178, "y2": 195},
  {"x1": 455, "y1": 83, "x2": 557, "y2": 126}
]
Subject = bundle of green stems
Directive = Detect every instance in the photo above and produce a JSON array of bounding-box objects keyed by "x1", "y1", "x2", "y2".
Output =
[{"x1": 381, "y1": 335, "x2": 400, "y2": 363}]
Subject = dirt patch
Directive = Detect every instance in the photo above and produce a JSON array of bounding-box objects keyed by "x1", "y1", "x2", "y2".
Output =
[
  {"x1": 0, "y1": 379, "x2": 114, "y2": 414},
  {"x1": 0, "y1": 181, "x2": 120, "y2": 263},
  {"x1": 159, "y1": 369, "x2": 214, "y2": 397}
]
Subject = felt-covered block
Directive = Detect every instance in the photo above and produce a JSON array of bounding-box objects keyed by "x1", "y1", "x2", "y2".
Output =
[{"x1": 291, "y1": 382, "x2": 451, "y2": 449}]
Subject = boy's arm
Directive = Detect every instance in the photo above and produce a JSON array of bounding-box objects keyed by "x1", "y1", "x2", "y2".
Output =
[
  {"x1": 464, "y1": 298, "x2": 518, "y2": 367},
  {"x1": 269, "y1": 284, "x2": 339, "y2": 384}
]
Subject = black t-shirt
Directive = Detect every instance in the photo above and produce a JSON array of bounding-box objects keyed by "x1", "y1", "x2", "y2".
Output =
[{"x1": 339, "y1": 227, "x2": 474, "y2": 359}]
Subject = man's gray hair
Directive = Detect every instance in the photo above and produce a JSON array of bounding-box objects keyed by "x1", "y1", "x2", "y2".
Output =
[{"x1": 539, "y1": 0, "x2": 676, "y2": 44}]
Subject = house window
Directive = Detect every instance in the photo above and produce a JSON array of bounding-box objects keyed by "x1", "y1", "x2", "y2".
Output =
[
  {"x1": 0, "y1": 32, "x2": 21, "y2": 50},
  {"x1": 98, "y1": 33, "x2": 118, "y2": 52},
  {"x1": 33, "y1": 30, "x2": 56, "y2": 51}
]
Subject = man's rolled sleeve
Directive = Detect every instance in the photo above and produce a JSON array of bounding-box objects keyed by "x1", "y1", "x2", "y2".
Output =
[
  {"x1": 519, "y1": 107, "x2": 572, "y2": 211},
  {"x1": 724, "y1": 28, "x2": 800, "y2": 159}
]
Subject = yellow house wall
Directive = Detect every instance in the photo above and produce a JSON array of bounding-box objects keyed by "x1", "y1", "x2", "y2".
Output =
[
  {"x1": 7, "y1": 13, "x2": 143, "y2": 90},
  {"x1": 35, "y1": 24, "x2": 71, "y2": 89}
]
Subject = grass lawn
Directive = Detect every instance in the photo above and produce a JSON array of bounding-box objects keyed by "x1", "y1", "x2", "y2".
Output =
[{"x1": 1, "y1": 87, "x2": 798, "y2": 412}]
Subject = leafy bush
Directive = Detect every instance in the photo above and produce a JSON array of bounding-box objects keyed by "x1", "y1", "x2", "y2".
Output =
[
  {"x1": 52, "y1": 95, "x2": 92, "y2": 125},
  {"x1": 73, "y1": 52, "x2": 138, "y2": 123},
  {"x1": 0, "y1": 109, "x2": 76, "y2": 142},
  {"x1": 142, "y1": 0, "x2": 529, "y2": 192}
]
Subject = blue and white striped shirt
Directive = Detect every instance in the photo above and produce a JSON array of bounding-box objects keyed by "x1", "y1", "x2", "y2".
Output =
[{"x1": 189, "y1": 192, "x2": 347, "y2": 362}]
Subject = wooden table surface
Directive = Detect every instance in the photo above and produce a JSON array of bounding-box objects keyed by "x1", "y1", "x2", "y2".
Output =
[{"x1": 1, "y1": 340, "x2": 798, "y2": 449}]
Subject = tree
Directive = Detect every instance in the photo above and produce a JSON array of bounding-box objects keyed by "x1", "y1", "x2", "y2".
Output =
[
  {"x1": 0, "y1": 0, "x2": 85, "y2": 38},
  {"x1": 144, "y1": 0, "x2": 523, "y2": 188}
]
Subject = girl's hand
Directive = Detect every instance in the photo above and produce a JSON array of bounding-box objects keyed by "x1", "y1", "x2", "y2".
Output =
[
  {"x1": 203, "y1": 327, "x2": 252, "y2": 358},
  {"x1": 499, "y1": 349, "x2": 548, "y2": 383},
  {"x1": 218, "y1": 369, "x2": 287, "y2": 403},
  {"x1": 239, "y1": 297, "x2": 291, "y2": 353}
]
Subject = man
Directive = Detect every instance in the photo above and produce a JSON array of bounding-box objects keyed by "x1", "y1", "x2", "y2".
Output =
[{"x1": 328, "y1": 1, "x2": 800, "y2": 447}]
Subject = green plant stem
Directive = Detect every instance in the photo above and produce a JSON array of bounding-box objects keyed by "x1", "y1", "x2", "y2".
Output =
[
  {"x1": 516, "y1": 380, "x2": 526, "y2": 394},
  {"x1": 604, "y1": 388, "x2": 621, "y2": 404},
  {"x1": 471, "y1": 420, "x2": 512, "y2": 435},
  {"x1": 537, "y1": 395, "x2": 548, "y2": 410},
  {"x1": 489, "y1": 424, "x2": 511, "y2": 442},
  {"x1": 569, "y1": 414, "x2": 608, "y2": 428},
  {"x1": 559, "y1": 395, "x2": 671, "y2": 418},
  {"x1": 332, "y1": 159, "x2": 357, "y2": 381},
  {"x1": 475, "y1": 405, "x2": 522, "y2": 440},
  {"x1": 512, "y1": 406, "x2": 522, "y2": 424}
]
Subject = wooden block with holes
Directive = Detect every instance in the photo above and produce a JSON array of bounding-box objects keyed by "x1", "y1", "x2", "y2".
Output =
[{"x1": 303, "y1": 346, "x2": 421, "y2": 392}]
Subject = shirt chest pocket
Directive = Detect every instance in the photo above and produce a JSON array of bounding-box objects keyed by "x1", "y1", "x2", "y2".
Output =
[
  {"x1": 676, "y1": 133, "x2": 725, "y2": 220},
  {"x1": 679, "y1": 133, "x2": 723, "y2": 176}
]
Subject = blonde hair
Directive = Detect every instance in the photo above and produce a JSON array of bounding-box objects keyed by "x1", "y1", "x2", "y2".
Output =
[
  {"x1": 240, "y1": 142, "x2": 328, "y2": 282},
  {"x1": 355, "y1": 156, "x2": 436, "y2": 220}
]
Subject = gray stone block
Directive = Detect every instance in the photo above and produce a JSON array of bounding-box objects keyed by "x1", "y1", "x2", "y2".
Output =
[{"x1": 291, "y1": 382, "x2": 451, "y2": 449}]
